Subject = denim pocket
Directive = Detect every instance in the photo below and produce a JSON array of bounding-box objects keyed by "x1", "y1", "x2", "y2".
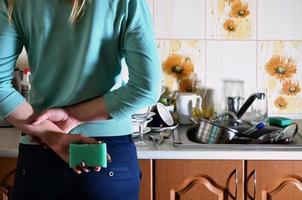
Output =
[{"x1": 99, "y1": 163, "x2": 138, "y2": 181}]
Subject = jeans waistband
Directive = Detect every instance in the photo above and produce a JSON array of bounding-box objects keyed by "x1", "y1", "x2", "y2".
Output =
[{"x1": 20, "y1": 134, "x2": 134, "y2": 145}]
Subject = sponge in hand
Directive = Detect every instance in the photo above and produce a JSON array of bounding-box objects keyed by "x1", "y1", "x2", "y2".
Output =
[{"x1": 69, "y1": 143, "x2": 107, "y2": 168}]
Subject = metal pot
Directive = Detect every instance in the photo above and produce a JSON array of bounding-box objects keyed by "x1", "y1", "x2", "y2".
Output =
[{"x1": 188, "y1": 112, "x2": 253, "y2": 144}]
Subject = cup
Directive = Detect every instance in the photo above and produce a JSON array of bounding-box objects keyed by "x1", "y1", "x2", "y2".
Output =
[
  {"x1": 250, "y1": 89, "x2": 268, "y2": 124},
  {"x1": 148, "y1": 103, "x2": 174, "y2": 127},
  {"x1": 176, "y1": 93, "x2": 202, "y2": 124}
]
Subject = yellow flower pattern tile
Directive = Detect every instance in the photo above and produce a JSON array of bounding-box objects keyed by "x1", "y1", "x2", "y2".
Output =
[
  {"x1": 157, "y1": 40, "x2": 205, "y2": 92},
  {"x1": 259, "y1": 41, "x2": 302, "y2": 116},
  {"x1": 207, "y1": 0, "x2": 255, "y2": 39}
]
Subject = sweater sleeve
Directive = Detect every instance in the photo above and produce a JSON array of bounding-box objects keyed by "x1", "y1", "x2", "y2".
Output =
[
  {"x1": 0, "y1": 3, "x2": 25, "y2": 120},
  {"x1": 102, "y1": 0, "x2": 161, "y2": 120}
]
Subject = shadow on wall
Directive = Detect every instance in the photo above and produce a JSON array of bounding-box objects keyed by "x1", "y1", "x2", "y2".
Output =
[{"x1": 16, "y1": 48, "x2": 29, "y2": 70}]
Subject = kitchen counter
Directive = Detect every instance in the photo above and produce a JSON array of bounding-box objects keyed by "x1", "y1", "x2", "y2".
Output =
[{"x1": 1, "y1": 121, "x2": 302, "y2": 160}]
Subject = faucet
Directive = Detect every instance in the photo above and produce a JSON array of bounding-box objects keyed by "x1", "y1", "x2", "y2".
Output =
[{"x1": 236, "y1": 92, "x2": 265, "y2": 119}]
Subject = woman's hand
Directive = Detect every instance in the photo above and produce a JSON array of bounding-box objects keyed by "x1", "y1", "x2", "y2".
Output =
[
  {"x1": 32, "y1": 108, "x2": 81, "y2": 133},
  {"x1": 24, "y1": 120, "x2": 100, "y2": 174}
]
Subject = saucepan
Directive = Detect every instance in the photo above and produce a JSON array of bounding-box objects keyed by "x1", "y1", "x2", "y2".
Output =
[{"x1": 188, "y1": 111, "x2": 253, "y2": 144}]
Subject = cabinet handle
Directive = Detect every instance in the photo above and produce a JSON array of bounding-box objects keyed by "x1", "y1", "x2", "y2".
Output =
[
  {"x1": 227, "y1": 169, "x2": 238, "y2": 200},
  {"x1": 247, "y1": 170, "x2": 257, "y2": 200},
  {"x1": 234, "y1": 169, "x2": 238, "y2": 200}
]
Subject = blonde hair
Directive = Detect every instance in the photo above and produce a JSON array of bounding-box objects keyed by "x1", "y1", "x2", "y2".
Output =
[{"x1": 8, "y1": 0, "x2": 91, "y2": 23}]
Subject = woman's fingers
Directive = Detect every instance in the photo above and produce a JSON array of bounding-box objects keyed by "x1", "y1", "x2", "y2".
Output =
[
  {"x1": 94, "y1": 166, "x2": 101, "y2": 172},
  {"x1": 32, "y1": 110, "x2": 52, "y2": 125},
  {"x1": 73, "y1": 162, "x2": 101, "y2": 174}
]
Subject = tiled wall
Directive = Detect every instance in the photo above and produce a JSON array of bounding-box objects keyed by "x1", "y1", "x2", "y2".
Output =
[{"x1": 148, "y1": 0, "x2": 302, "y2": 118}]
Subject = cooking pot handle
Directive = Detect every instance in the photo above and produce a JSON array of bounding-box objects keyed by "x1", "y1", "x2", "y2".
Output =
[{"x1": 216, "y1": 111, "x2": 238, "y2": 122}]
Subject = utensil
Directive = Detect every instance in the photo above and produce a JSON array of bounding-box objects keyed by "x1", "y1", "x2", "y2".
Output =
[
  {"x1": 148, "y1": 135, "x2": 182, "y2": 148},
  {"x1": 133, "y1": 107, "x2": 151, "y2": 147},
  {"x1": 148, "y1": 135, "x2": 159, "y2": 149},
  {"x1": 242, "y1": 122, "x2": 265, "y2": 136},
  {"x1": 157, "y1": 130, "x2": 173, "y2": 147},
  {"x1": 234, "y1": 123, "x2": 298, "y2": 144},
  {"x1": 227, "y1": 96, "x2": 244, "y2": 113},
  {"x1": 188, "y1": 112, "x2": 253, "y2": 144},
  {"x1": 148, "y1": 103, "x2": 174, "y2": 127},
  {"x1": 176, "y1": 93, "x2": 202, "y2": 124},
  {"x1": 149, "y1": 123, "x2": 178, "y2": 132},
  {"x1": 269, "y1": 123, "x2": 298, "y2": 144}
]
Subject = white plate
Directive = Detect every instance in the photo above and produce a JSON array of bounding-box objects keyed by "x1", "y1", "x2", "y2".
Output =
[
  {"x1": 131, "y1": 112, "x2": 156, "y2": 120},
  {"x1": 131, "y1": 116, "x2": 153, "y2": 123},
  {"x1": 132, "y1": 127, "x2": 152, "y2": 137},
  {"x1": 150, "y1": 123, "x2": 179, "y2": 132}
]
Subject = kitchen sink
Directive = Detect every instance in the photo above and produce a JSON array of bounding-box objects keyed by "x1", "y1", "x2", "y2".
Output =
[{"x1": 173, "y1": 125, "x2": 302, "y2": 149}]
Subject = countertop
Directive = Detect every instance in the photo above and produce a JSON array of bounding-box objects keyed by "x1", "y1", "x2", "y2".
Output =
[{"x1": 1, "y1": 121, "x2": 302, "y2": 160}]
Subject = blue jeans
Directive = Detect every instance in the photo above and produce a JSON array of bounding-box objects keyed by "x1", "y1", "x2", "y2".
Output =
[{"x1": 12, "y1": 135, "x2": 141, "y2": 200}]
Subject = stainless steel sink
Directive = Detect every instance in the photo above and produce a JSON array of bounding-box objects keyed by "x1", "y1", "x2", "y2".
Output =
[{"x1": 173, "y1": 125, "x2": 302, "y2": 150}]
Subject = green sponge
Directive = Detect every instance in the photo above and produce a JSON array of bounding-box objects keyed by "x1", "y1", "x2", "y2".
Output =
[
  {"x1": 268, "y1": 117, "x2": 293, "y2": 127},
  {"x1": 69, "y1": 143, "x2": 107, "y2": 168}
]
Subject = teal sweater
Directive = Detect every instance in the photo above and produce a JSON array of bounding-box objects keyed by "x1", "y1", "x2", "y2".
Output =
[{"x1": 0, "y1": 0, "x2": 161, "y2": 137}]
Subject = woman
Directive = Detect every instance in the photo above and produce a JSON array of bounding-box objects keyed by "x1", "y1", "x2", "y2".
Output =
[{"x1": 0, "y1": 0, "x2": 160, "y2": 199}]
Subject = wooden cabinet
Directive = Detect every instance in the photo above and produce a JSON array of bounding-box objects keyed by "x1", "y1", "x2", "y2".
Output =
[
  {"x1": 0, "y1": 158, "x2": 17, "y2": 200},
  {"x1": 155, "y1": 160, "x2": 302, "y2": 200},
  {"x1": 155, "y1": 160, "x2": 244, "y2": 200},
  {"x1": 246, "y1": 161, "x2": 302, "y2": 200},
  {"x1": 2, "y1": 158, "x2": 302, "y2": 200},
  {"x1": 139, "y1": 159, "x2": 153, "y2": 200}
]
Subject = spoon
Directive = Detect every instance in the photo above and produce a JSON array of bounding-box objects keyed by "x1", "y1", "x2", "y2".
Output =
[
  {"x1": 148, "y1": 134, "x2": 182, "y2": 149},
  {"x1": 157, "y1": 130, "x2": 173, "y2": 147}
]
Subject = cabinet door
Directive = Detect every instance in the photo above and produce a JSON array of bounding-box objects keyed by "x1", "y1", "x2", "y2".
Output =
[
  {"x1": 247, "y1": 161, "x2": 302, "y2": 200},
  {"x1": 139, "y1": 159, "x2": 153, "y2": 200},
  {"x1": 0, "y1": 158, "x2": 17, "y2": 200},
  {"x1": 156, "y1": 160, "x2": 244, "y2": 200}
]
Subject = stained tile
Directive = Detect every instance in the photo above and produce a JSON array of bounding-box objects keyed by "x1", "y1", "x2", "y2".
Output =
[
  {"x1": 206, "y1": 0, "x2": 256, "y2": 40},
  {"x1": 157, "y1": 40, "x2": 206, "y2": 92},
  {"x1": 206, "y1": 41, "x2": 257, "y2": 112},
  {"x1": 258, "y1": 0, "x2": 302, "y2": 40},
  {"x1": 154, "y1": 0, "x2": 205, "y2": 39},
  {"x1": 258, "y1": 41, "x2": 302, "y2": 117}
]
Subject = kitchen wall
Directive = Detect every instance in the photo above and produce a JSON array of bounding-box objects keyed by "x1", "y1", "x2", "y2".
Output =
[
  {"x1": 16, "y1": 0, "x2": 302, "y2": 118},
  {"x1": 147, "y1": 0, "x2": 302, "y2": 118}
]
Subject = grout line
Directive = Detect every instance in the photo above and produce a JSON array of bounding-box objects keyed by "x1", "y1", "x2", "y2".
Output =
[
  {"x1": 155, "y1": 38, "x2": 302, "y2": 42},
  {"x1": 204, "y1": 0, "x2": 207, "y2": 87},
  {"x1": 256, "y1": 0, "x2": 259, "y2": 89},
  {"x1": 152, "y1": 0, "x2": 155, "y2": 27}
]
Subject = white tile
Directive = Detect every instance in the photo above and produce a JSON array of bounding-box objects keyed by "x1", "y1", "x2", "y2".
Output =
[
  {"x1": 146, "y1": 0, "x2": 154, "y2": 19},
  {"x1": 258, "y1": 0, "x2": 302, "y2": 40},
  {"x1": 206, "y1": 41, "x2": 257, "y2": 112},
  {"x1": 206, "y1": 0, "x2": 256, "y2": 39},
  {"x1": 154, "y1": 0, "x2": 205, "y2": 39}
]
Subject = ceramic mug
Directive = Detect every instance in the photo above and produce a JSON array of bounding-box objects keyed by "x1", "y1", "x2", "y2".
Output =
[
  {"x1": 176, "y1": 93, "x2": 202, "y2": 124},
  {"x1": 148, "y1": 103, "x2": 174, "y2": 127}
]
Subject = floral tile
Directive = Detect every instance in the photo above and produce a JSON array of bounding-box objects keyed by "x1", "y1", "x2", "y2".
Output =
[
  {"x1": 157, "y1": 40, "x2": 206, "y2": 92},
  {"x1": 206, "y1": 0, "x2": 256, "y2": 40},
  {"x1": 258, "y1": 41, "x2": 302, "y2": 117}
]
